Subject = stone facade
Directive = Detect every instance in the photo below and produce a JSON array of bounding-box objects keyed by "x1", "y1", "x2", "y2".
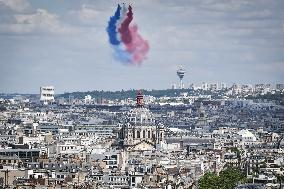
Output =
[{"x1": 118, "y1": 91, "x2": 165, "y2": 150}]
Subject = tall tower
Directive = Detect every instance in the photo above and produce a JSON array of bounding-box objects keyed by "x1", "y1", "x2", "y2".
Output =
[
  {"x1": 136, "y1": 90, "x2": 144, "y2": 107},
  {"x1": 177, "y1": 67, "x2": 186, "y2": 89}
]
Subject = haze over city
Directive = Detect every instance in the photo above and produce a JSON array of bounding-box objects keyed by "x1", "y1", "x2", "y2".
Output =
[
  {"x1": 1, "y1": 1, "x2": 284, "y2": 188},
  {"x1": 0, "y1": 0, "x2": 284, "y2": 93}
]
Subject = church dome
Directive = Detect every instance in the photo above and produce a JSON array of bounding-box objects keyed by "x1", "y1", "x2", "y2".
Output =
[
  {"x1": 237, "y1": 129, "x2": 255, "y2": 138},
  {"x1": 127, "y1": 107, "x2": 155, "y2": 125},
  {"x1": 126, "y1": 91, "x2": 155, "y2": 126}
]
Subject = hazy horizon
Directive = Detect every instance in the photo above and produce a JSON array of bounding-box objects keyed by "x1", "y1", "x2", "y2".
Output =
[
  {"x1": 0, "y1": 82, "x2": 282, "y2": 95},
  {"x1": 1, "y1": 0, "x2": 284, "y2": 93}
]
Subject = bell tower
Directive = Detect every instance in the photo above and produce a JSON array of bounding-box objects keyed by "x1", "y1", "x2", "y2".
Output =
[
  {"x1": 136, "y1": 90, "x2": 144, "y2": 107},
  {"x1": 196, "y1": 102, "x2": 208, "y2": 130}
]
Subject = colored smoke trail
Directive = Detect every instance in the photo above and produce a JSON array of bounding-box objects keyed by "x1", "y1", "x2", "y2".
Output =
[
  {"x1": 106, "y1": 4, "x2": 121, "y2": 45},
  {"x1": 118, "y1": 5, "x2": 133, "y2": 44},
  {"x1": 106, "y1": 4, "x2": 131, "y2": 63},
  {"x1": 113, "y1": 46, "x2": 132, "y2": 64},
  {"x1": 117, "y1": 3, "x2": 127, "y2": 27},
  {"x1": 106, "y1": 4, "x2": 149, "y2": 65},
  {"x1": 127, "y1": 25, "x2": 150, "y2": 64}
]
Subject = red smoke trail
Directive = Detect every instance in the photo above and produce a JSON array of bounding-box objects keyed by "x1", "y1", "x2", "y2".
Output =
[
  {"x1": 118, "y1": 5, "x2": 133, "y2": 44},
  {"x1": 118, "y1": 5, "x2": 149, "y2": 64},
  {"x1": 126, "y1": 25, "x2": 150, "y2": 64}
]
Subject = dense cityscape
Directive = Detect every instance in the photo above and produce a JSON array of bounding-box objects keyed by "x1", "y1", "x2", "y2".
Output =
[
  {"x1": 0, "y1": 74, "x2": 283, "y2": 188},
  {"x1": 1, "y1": 0, "x2": 284, "y2": 189}
]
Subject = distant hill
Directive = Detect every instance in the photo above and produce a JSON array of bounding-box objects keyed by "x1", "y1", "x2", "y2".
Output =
[{"x1": 58, "y1": 89, "x2": 201, "y2": 100}]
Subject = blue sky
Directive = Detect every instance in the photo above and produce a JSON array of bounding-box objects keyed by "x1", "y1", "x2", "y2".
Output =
[{"x1": 0, "y1": 0, "x2": 284, "y2": 93}]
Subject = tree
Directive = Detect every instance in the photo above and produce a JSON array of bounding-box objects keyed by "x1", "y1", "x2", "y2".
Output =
[
  {"x1": 198, "y1": 172, "x2": 220, "y2": 189},
  {"x1": 218, "y1": 167, "x2": 247, "y2": 189},
  {"x1": 272, "y1": 171, "x2": 284, "y2": 188},
  {"x1": 198, "y1": 167, "x2": 247, "y2": 189}
]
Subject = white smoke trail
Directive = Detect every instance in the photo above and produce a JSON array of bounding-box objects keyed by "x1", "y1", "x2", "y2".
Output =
[{"x1": 116, "y1": 3, "x2": 127, "y2": 29}]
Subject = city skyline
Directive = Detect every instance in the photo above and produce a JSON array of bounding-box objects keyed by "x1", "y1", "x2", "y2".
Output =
[{"x1": 1, "y1": 0, "x2": 284, "y2": 93}]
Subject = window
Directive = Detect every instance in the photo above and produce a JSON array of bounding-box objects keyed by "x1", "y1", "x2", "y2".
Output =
[
  {"x1": 111, "y1": 155, "x2": 117, "y2": 159},
  {"x1": 137, "y1": 131, "x2": 140, "y2": 138}
]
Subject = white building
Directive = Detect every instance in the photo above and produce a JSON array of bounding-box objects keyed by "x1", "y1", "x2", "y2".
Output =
[
  {"x1": 210, "y1": 83, "x2": 218, "y2": 91},
  {"x1": 84, "y1": 95, "x2": 92, "y2": 104},
  {"x1": 201, "y1": 82, "x2": 209, "y2": 91},
  {"x1": 237, "y1": 129, "x2": 257, "y2": 146},
  {"x1": 40, "y1": 86, "x2": 55, "y2": 104},
  {"x1": 56, "y1": 143, "x2": 82, "y2": 156}
]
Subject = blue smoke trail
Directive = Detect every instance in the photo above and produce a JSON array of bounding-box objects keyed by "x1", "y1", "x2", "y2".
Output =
[
  {"x1": 113, "y1": 45, "x2": 132, "y2": 64},
  {"x1": 106, "y1": 4, "x2": 121, "y2": 45},
  {"x1": 107, "y1": 4, "x2": 134, "y2": 64}
]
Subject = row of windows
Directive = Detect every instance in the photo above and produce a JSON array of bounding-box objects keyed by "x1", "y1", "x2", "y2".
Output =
[
  {"x1": 132, "y1": 130, "x2": 163, "y2": 139},
  {"x1": 106, "y1": 160, "x2": 117, "y2": 165},
  {"x1": 0, "y1": 159, "x2": 18, "y2": 164},
  {"x1": 104, "y1": 155, "x2": 117, "y2": 160},
  {"x1": 29, "y1": 164, "x2": 79, "y2": 171},
  {"x1": 56, "y1": 175, "x2": 76, "y2": 179},
  {"x1": 73, "y1": 131, "x2": 112, "y2": 135},
  {"x1": 41, "y1": 88, "x2": 54, "y2": 91},
  {"x1": 243, "y1": 137, "x2": 255, "y2": 140},
  {"x1": 94, "y1": 176, "x2": 127, "y2": 182},
  {"x1": 61, "y1": 146, "x2": 76, "y2": 150},
  {"x1": 0, "y1": 151, "x2": 39, "y2": 158},
  {"x1": 129, "y1": 117, "x2": 153, "y2": 122},
  {"x1": 41, "y1": 94, "x2": 54, "y2": 97}
]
